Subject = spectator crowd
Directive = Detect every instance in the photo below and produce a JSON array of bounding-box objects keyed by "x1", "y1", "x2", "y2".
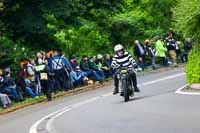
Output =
[{"x1": 0, "y1": 33, "x2": 193, "y2": 109}]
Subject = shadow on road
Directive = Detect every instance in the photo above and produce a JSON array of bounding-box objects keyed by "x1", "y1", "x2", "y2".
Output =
[{"x1": 116, "y1": 90, "x2": 176, "y2": 104}]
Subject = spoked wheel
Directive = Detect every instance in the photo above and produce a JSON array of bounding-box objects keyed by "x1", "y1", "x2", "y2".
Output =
[{"x1": 122, "y1": 79, "x2": 129, "y2": 102}]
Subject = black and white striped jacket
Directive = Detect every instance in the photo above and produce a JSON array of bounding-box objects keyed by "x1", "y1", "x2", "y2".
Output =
[{"x1": 111, "y1": 51, "x2": 137, "y2": 69}]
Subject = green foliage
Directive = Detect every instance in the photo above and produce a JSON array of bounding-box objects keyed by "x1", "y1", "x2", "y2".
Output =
[
  {"x1": 173, "y1": 0, "x2": 200, "y2": 84},
  {"x1": 110, "y1": 0, "x2": 175, "y2": 47},
  {"x1": 0, "y1": 36, "x2": 32, "y2": 69},
  {"x1": 186, "y1": 45, "x2": 200, "y2": 84},
  {"x1": 111, "y1": 8, "x2": 153, "y2": 45},
  {"x1": 173, "y1": 0, "x2": 200, "y2": 44},
  {"x1": 0, "y1": 0, "x2": 176, "y2": 68}
]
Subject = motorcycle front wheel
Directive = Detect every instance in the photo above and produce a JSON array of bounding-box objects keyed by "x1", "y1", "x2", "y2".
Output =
[{"x1": 122, "y1": 79, "x2": 129, "y2": 102}]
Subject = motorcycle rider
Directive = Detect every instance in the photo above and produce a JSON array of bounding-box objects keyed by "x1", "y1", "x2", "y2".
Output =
[{"x1": 112, "y1": 44, "x2": 140, "y2": 95}]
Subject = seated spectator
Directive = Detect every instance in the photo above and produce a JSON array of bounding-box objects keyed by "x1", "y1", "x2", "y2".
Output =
[
  {"x1": 70, "y1": 55, "x2": 88, "y2": 87},
  {"x1": 0, "y1": 93, "x2": 12, "y2": 108},
  {"x1": 71, "y1": 66, "x2": 88, "y2": 87},
  {"x1": 0, "y1": 68, "x2": 21, "y2": 102},
  {"x1": 80, "y1": 56, "x2": 104, "y2": 82},
  {"x1": 96, "y1": 54, "x2": 112, "y2": 78},
  {"x1": 144, "y1": 40, "x2": 156, "y2": 69},
  {"x1": 89, "y1": 56, "x2": 105, "y2": 81},
  {"x1": 70, "y1": 55, "x2": 79, "y2": 70},
  {"x1": 134, "y1": 40, "x2": 146, "y2": 70},
  {"x1": 0, "y1": 69, "x2": 12, "y2": 108},
  {"x1": 17, "y1": 64, "x2": 38, "y2": 98},
  {"x1": 104, "y1": 54, "x2": 112, "y2": 69}
]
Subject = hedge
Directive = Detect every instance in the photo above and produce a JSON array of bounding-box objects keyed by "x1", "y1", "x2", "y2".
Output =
[{"x1": 186, "y1": 45, "x2": 200, "y2": 84}]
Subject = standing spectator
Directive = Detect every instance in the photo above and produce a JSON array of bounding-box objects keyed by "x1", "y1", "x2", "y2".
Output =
[
  {"x1": 155, "y1": 37, "x2": 169, "y2": 67},
  {"x1": 184, "y1": 38, "x2": 193, "y2": 62},
  {"x1": 36, "y1": 60, "x2": 53, "y2": 101},
  {"x1": 52, "y1": 51, "x2": 64, "y2": 91},
  {"x1": 175, "y1": 41, "x2": 185, "y2": 63},
  {"x1": 52, "y1": 51, "x2": 72, "y2": 91},
  {"x1": 80, "y1": 56, "x2": 104, "y2": 82},
  {"x1": 165, "y1": 33, "x2": 177, "y2": 66},
  {"x1": 36, "y1": 52, "x2": 44, "y2": 65},
  {"x1": 45, "y1": 52, "x2": 54, "y2": 71},
  {"x1": 26, "y1": 59, "x2": 40, "y2": 95},
  {"x1": 60, "y1": 52, "x2": 74, "y2": 90},
  {"x1": 134, "y1": 40, "x2": 146, "y2": 70},
  {"x1": 144, "y1": 40, "x2": 156, "y2": 69}
]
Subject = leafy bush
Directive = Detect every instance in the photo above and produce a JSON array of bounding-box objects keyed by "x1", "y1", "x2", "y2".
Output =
[
  {"x1": 186, "y1": 45, "x2": 200, "y2": 84},
  {"x1": 173, "y1": 0, "x2": 200, "y2": 84},
  {"x1": 173, "y1": 0, "x2": 200, "y2": 44}
]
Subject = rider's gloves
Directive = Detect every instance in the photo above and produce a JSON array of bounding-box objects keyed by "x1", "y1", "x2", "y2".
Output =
[{"x1": 132, "y1": 63, "x2": 138, "y2": 69}]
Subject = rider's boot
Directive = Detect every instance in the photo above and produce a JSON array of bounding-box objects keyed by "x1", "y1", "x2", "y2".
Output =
[
  {"x1": 113, "y1": 87, "x2": 119, "y2": 95},
  {"x1": 134, "y1": 87, "x2": 140, "y2": 92},
  {"x1": 113, "y1": 77, "x2": 119, "y2": 95},
  {"x1": 120, "y1": 91, "x2": 124, "y2": 96}
]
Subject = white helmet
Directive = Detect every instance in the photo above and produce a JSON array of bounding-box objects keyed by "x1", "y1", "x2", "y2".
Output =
[{"x1": 114, "y1": 44, "x2": 124, "y2": 52}]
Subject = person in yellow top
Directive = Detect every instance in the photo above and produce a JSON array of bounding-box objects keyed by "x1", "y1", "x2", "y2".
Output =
[{"x1": 155, "y1": 37, "x2": 169, "y2": 67}]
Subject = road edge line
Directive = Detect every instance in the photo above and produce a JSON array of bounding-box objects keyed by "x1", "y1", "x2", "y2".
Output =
[{"x1": 175, "y1": 84, "x2": 200, "y2": 95}]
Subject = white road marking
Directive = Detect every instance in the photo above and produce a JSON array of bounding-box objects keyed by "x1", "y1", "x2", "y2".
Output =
[
  {"x1": 175, "y1": 84, "x2": 200, "y2": 95},
  {"x1": 29, "y1": 72, "x2": 185, "y2": 133},
  {"x1": 46, "y1": 97, "x2": 101, "y2": 133},
  {"x1": 140, "y1": 73, "x2": 185, "y2": 86}
]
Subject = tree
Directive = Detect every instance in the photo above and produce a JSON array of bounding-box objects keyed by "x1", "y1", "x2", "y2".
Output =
[{"x1": 173, "y1": 0, "x2": 200, "y2": 44}]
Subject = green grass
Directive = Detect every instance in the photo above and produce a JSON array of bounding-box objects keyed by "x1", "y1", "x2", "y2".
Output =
[{"x1": 0, "y1": 95, "x2": 46, "y2": 113}]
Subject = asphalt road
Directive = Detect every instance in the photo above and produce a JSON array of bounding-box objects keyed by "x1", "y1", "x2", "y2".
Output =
[{"x1": 1, "y1": 68, "x2": 200, "y2": 133}]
